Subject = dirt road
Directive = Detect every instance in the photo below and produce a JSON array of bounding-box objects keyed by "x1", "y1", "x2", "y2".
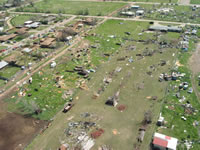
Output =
[
  {"x1": 189, "y1": 43, "x2": 200, "y2": 75},
  {"x1": 189, "y1": 43, "x2": 200, "y2": 100}
]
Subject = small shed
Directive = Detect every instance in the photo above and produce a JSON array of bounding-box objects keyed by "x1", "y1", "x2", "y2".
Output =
[
  {"x1": 131, "y1": 5, "x2": 140, "y2": 9},
  {"x1": 0, "y1": 60, "x2": 8, "y2": 70},
  {"x1": 136, "y1": 10, "x2": 144, "y2": 16}
]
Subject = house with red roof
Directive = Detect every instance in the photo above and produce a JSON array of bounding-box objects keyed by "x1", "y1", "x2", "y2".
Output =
[{"x1": 152, "y1": 132, "x2": 178, "y2": 150}]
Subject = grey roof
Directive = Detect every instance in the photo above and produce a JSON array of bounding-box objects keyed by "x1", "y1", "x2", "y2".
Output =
[
  {"x1": 149, "y1": 25, "x2": 168, "y2": 31},
  {"x1": 0, "y1": 60, "x2": 8, "y2": 69},
  {"x1": 149, "y1": 25, "x2": 182, "y2": 32}
]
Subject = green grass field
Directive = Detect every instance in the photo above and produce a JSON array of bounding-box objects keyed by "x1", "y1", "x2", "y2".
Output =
[
  {"x1": 11, "y1": 14, "x2": 39, "y2": 26},
  {"x1": 190, "y1": 0, "x2": 200, "y2": 4},
  {"x1": 0, "y1": 66, "x2": 20, "y2": 79},
  {"x1": 15, "y1": 0, "x2": 126, "y2": 16}
]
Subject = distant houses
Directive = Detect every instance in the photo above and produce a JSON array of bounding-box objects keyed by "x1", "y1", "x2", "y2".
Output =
[
  {"x1": 24, "y1": 21, "x2": 40, "y2": 29},
  {"x1": 0, "y1": 34, "x2": 17, "y2": 42}
]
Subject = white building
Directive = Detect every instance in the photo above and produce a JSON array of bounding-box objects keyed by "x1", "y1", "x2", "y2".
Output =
[
  {"x1": 153, "y1": 132, "x2": 178, "y2": 150},
  {"x1": 0, "y1": 60, "x2": 8, "y2": 70},
  {"x1": 136, "y1": 10, "x2": 144, "y2": 16}
]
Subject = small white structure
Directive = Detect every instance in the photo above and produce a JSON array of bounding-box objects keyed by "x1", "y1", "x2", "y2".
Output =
[
  {"x1": 66, "y1": 36, "x2": 72, "y2": 41},
  {"x1": 121, "y1": 11, "x2": 135, "y2": 16},
  {"x1": 50, "y1": 61, "x2": 56, "y2": 68},
  {"x1": 136, "y1": 10, "x2": 144, "y2": 16},
  {"x1": 24, "y1": 20, "x2": 33, "y2": 25},
  {"x1": 28, "y1": 77, "x2": 32, "y2": 84},
  {"x1": 25, "y1": 22, "x2": 40, "y2": 28},
  {"x1": 192, "y1": 29, "x2": 197, "y2": 35},
  {"x1": 131, "y1": 5, "x2": 140, "y2": 9},
  {"x1": 22, "y1": 48, "x2": 32, "y2": 53},
  {"x1": 157, "y1": 113, "x2": 164, "y2": 126},
  {"x1": 157, "y1": 8, "x2": 174, "y2": 13},
  {"x1": 0, "y1": 27, "x2": 4, "y2": 32},
  {"x1": 153, "y1": 132, "x2": 178, "y2": 150},
  {"x1": 0, "y1": 60, "x2": 8, "y2": 70}
]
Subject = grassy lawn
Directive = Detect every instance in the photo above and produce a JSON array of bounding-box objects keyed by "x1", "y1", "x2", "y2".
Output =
[
  {"x1": 0, "y1": 66, "x2": 20, "y2": 79},
  {"x1": 11, "y1": 14, "x2": 39, "y2": 26},
  {"x1": 15, "y1": 0, "x2": 126, "y2": 16},
  {"x1": 190, "y1": 0, "x2": 200, "y2": 4}
]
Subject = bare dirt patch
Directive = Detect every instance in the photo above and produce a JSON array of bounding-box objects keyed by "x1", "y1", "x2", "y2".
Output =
[
  {"x1": 0, "y1": 92, "x2": 47, "y2": 150},
  {"x1": 0, "y1": 112, "x2": 46, "y2": 150}
]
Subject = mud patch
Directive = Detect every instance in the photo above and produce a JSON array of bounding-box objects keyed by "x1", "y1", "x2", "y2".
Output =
[{"x1": 0, "y1": 112, "x2": 47, "y2": 150}]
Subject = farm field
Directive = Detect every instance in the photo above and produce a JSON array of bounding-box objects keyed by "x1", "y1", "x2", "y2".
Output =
[
  {"x1": 190, "y1": 0, "x2": 200, "y2": 4},
  {"x1": 15, "y1": 19, "x2": 187, "y2": 150},
  {"x1": 15, "y1": 0, "x2": 126, "y2": 16}
]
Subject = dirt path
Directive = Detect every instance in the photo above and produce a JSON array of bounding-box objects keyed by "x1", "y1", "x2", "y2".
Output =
[
  {"x1": 189, "y1": 43, "x2": 200, "y2": 100},
  {"x1": 6, "y1": 16, "x2": 14, "y2": 30},
  {"x1": 189, "y1": 43, "x2": 200, "y2": 75},
  {"x1": 179, "y1": 0, "x2": 190, "y2": 5}
]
